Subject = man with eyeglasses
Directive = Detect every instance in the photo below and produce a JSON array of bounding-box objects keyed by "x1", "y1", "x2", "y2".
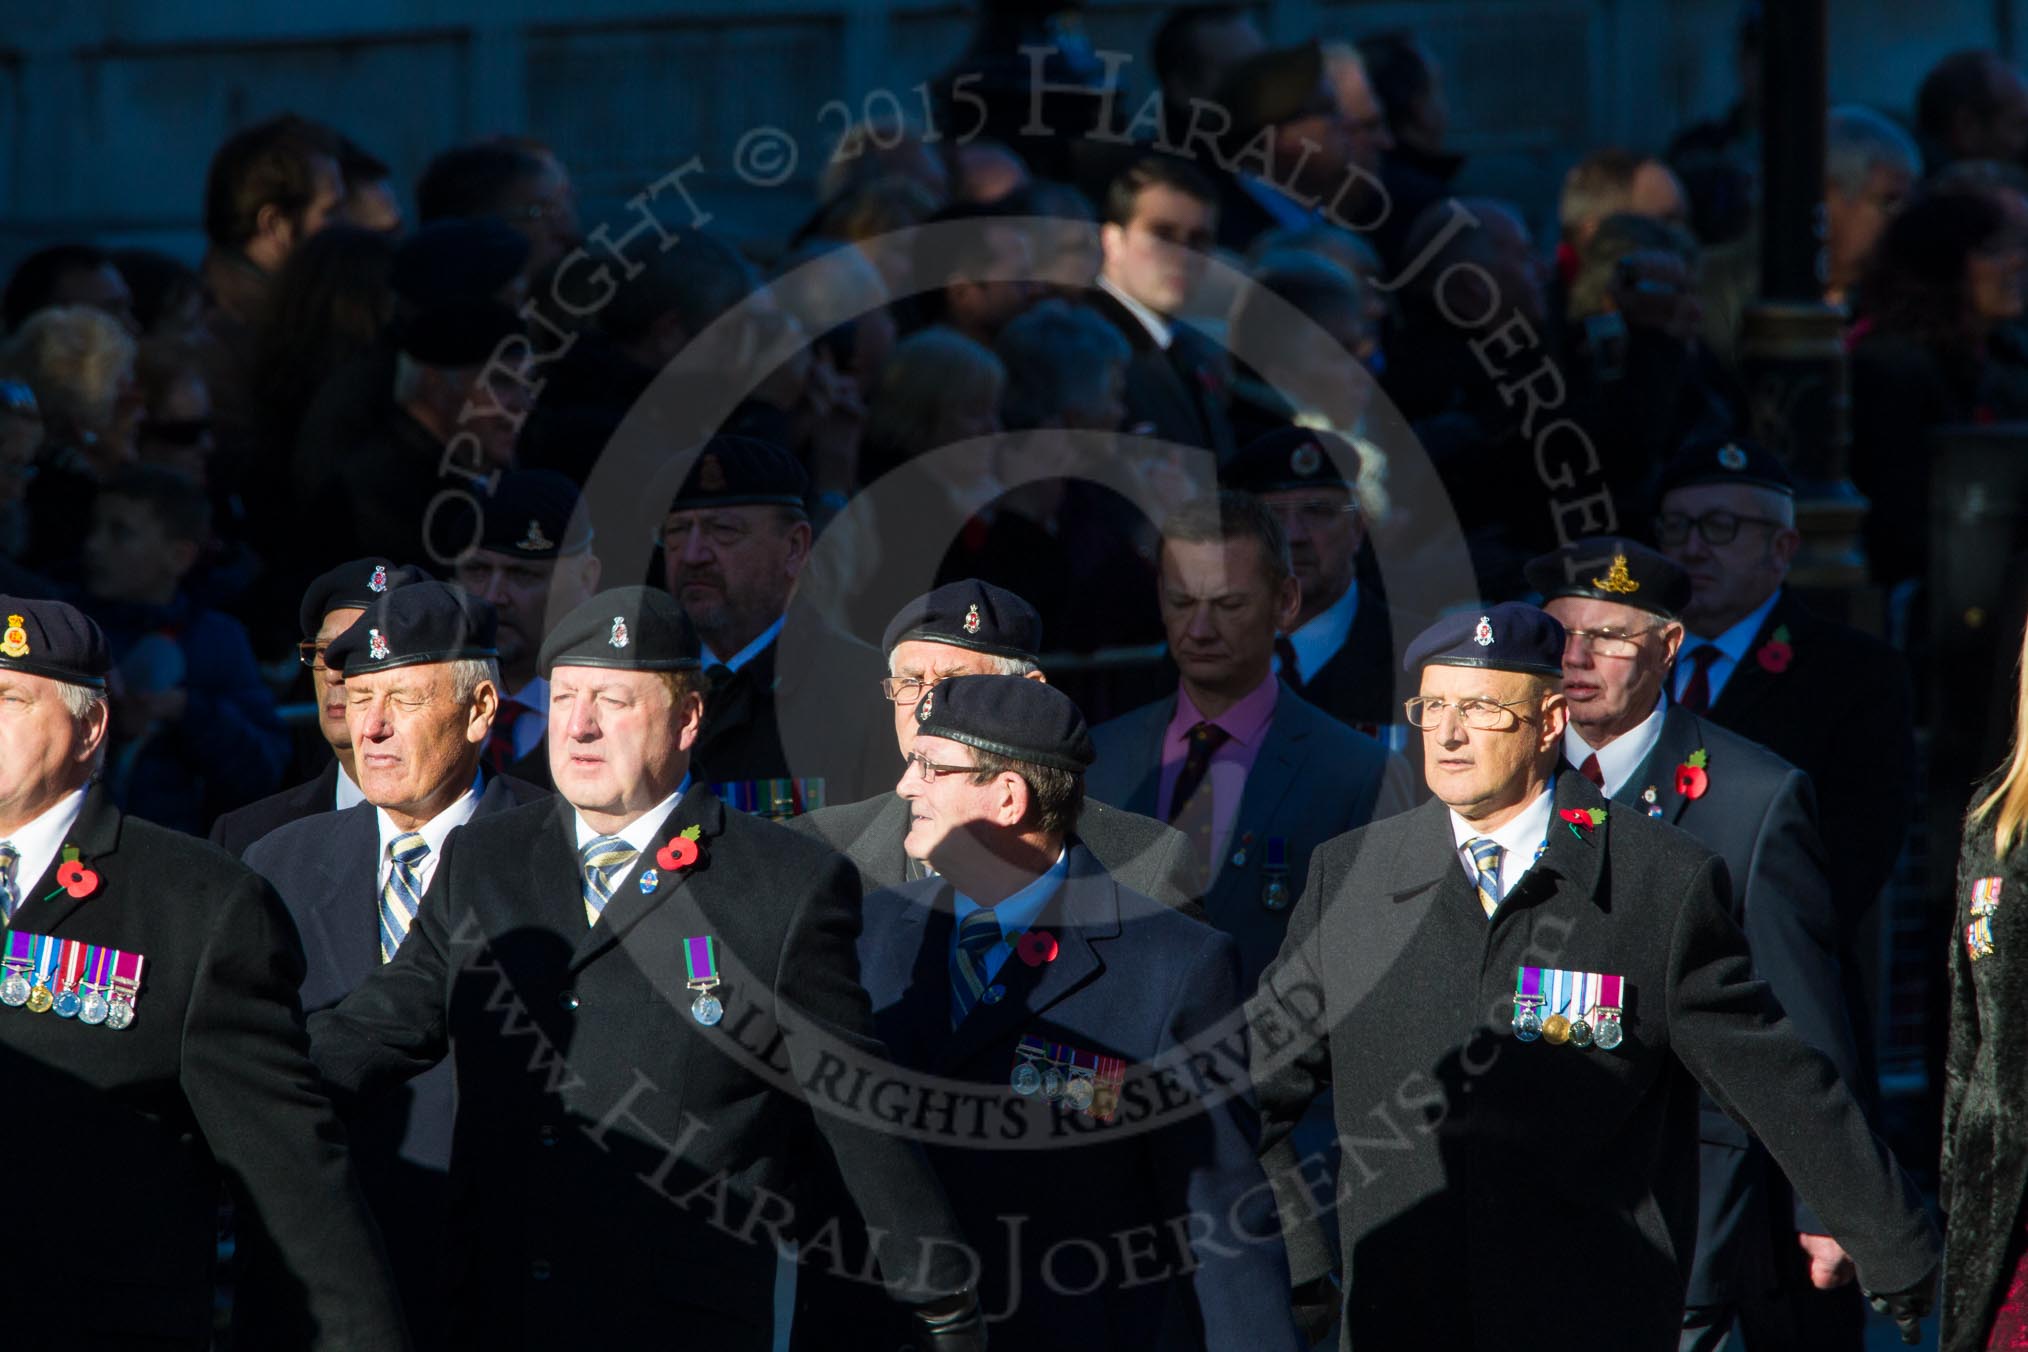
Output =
[
  {"x1": 210, "y1": 558, "x2": 431, "y2": 855},
  {"x1": 1245, "y1": 600, "x2": 1939, "y2": 1350},
  {"x1": 793, "y1": 578, "x2": 1197, "y2": 910},
  {"x1": 793, "y1": 673, "x2": 1306, "y2": 1351},
  {"x1": 663, "y1": 435, "x2": 894, "y2": 812},
  {"x1": 1223, "y1": 428, "x2": 1405, "y2": 747},
  {"x1": 1527, "y1": 536, "x2": 1870, "y2": 1352}
]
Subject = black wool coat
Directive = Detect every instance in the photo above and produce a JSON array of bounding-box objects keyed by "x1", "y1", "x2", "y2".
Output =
[
  {"x1": 307, "y1": 785, "x2": 970, "y2": 1351},
  {"x1": 1247, "y1": 775, "x2": 1938, "y2": 1352},
  {"x1": 0, "y1": 788, "x2": 408, "y2": 1349},
  {"x1": 1943, "y1": 801, "x2": 2028, "y2": 1351}
]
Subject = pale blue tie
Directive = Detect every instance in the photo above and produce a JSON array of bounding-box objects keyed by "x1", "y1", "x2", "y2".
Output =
[
  {"x1": 379, "y1": 833, "x2": 429, "y2": 961},
  {"x1": 950, "y1": 908, "x2": 1004, "y2": 1027}
]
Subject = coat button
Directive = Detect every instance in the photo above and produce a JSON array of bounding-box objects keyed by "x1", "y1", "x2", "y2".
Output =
[
  {"x1": 537, "y1": 1124, "x2": 558, "y2": 1147},
  {"x1": 559, "y1": 991, "x2": 580, "y2": 1012},
  {"x1": 530, "y1": 1259, "x2": 551, "y2": 1281}
]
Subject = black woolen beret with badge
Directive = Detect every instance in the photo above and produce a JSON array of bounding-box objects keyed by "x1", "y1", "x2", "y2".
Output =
[
  {"x1": 1524, "y1": 536, "x2": 1691, "y2": 618},
  {"x1": 538, "y1": 585, "x2": 701, "y2": 676},
  {"x1": 324, "y1": 581, "x2": 498, "y2": 676},
  {"x1": 1402, "y1": 601, "x2": 1566, "y2": 677},
  {"x1": 435, "y1": 468, "x2": 594, "y2": 561},
  {"x1": 668, "y1": 435, "x2": 809, "y2": 514},
  {"x1": 1221, "y1": 426, "x2": 1355, "y2": 495},
  {"x1": 0, "y1": 596, "x2": 111, "y2": 689},
  {"x1": 298, "y1": 558, "x2": 433, "y2": 639},
  {"x1": 881, "y1": 579, "x2": 1043, "y2": 662},
  {"x1": 1656, "y1": 435, "x2": 1796, "y2": 498},
  {"x1": 914, "y1": 674, "x2": 1096, "y2": 773}
]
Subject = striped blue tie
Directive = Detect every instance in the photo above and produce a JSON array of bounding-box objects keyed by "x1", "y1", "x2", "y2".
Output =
[
  {"x1": 950, "y1": 908, "x2": 1004, "y2": 1027},
  {"x1": 0, "y1": 841, "x2": 18, "y2": 924},
  {"x1": 1466, "y1": 837, "x2": 1503, "y2": 919},
  {"x1": 581, "y1": 835, "x2": 638, "y2": 927},
  {"x1": 379, "y1": 832, "x2": 430, "y2": 961}
]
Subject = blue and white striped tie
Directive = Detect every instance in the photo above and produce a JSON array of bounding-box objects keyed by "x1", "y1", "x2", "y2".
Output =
[
  {"x1": 950, "y1": 908, "x2": 1003, "y2": 1027},
  {"x1": 0, "y1": 841, "x2": 18, "y2": 924},
  {"x1": 581, "y1": 835, "x2": 638, "y2": 927},
  {"x1": 379, "y1": 832, "x2": 430, "y2": 961},
  {"x1": 1466, "y1": 837, "x2": 1503, "y2": 919}
]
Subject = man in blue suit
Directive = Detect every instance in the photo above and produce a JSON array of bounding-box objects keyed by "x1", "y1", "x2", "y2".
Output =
[
  {"x1": 793, "y1": 674, "x2": 1304, "y2": 1351},
  {"x1": 1085, "y1": 490, "x2": 1413, "y2": 992},
  {"x1": 240, "y1": 580, "x2": 545, "y2": 1349}
]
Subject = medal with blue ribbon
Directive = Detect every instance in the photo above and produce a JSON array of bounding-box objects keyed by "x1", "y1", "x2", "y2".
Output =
[
  {"x1": 683, "y1": 935, "x2": 723, "y2": 1026},
  {"x1": 26, "y1": 934, "x2": 58, "y2": 1013}
]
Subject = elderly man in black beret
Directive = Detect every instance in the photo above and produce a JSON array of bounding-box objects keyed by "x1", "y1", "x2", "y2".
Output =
[
  {"x1": 211, "y1": 557, "x2": 430, "y2": 854},
  {"x1": 662, "y1": 434, "x2": 895, "y2": 811},
  {"x1": 794, "y1": 673, "x2": 1306, "y2": 1352},
  {"x1": 1247, "y1": 600, "x2": 1939, "y2": 1350},
  {"x1": 451, "y1": 469, "x2": 604, "y2": 789},
  {"x1": 308, "y1": 584, "x2": 987, "y2": 1351},
  {"x1": 793, "y1": 578, "x2": 1197, "y2": 910},
  {"x1": 238, "y1": 580, "x2": 544, "y2": 1348},
  {"x1": 1527, "y1": 536, "x2": 1869, "y2": 1350},
  {"x1": 0, "y1": 595, "x2": 409, "y2": 1348}
]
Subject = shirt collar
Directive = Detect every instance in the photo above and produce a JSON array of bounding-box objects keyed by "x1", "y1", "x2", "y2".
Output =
[
  {"x1": 1285, "y1": 583, "x2": 1360, "y2": 686},
  {"x1": 573, "y1": 787, "x2": 684, "y2": 855},
  {"x1": 1564, "y1": 694, "x2": 1667, "y2": 797},
  {"x1": 1097, "y1": 274, "x2": 1174, "y2": 350},
  {"x1": 1168, "y1": 671, "x2": 1280, "y2": 749},
  {"x1": 504, "y1": 675, "x2": 549, "y2": 712},
  {"x1": 701, "y1": 614, "x2": 786, "y2": 674},
  {"x1": 1448, "y1": 782, "x2": 1555, "y2": 860},
  {"x1": 375, "y1": 769, "x2": 483, "y2": 860},
  {"x1": 334, "y1": 767, "x2": 367, "y2": 812},
  {"x1": 1686, "y1": 587, "x2": 1782, "y2": 664},
  {"x1": 952, "y1": 847, "x2": 1070, "y2": 939},
  {"x1": 0, "y1": 788, "x2": 88, "y2": 892}
]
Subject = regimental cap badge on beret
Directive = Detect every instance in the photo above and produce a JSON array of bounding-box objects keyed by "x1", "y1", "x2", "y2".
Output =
[
  {"x1": 963, "y1": 604, "x2": 982, "y2": 635},
  {"x1": 1593, "y1": 555, "x2": 1640, "y2": 595},
  {"x1": 699, "y1": 454, "x2": 727, "y2": 493},
  {"x1": 518, "y1": 519, "x2": 554, "y2": 553},
  {"x1": 918, "y1": 690, "x2": 934, "y2": 723},
  {"x1": 0, "y1": 615, "x2": 27, "y2": 659},
  {"x1": 609, "y1": 617, "x2": 629, "y2": 649},
  {"x1": 1717, "y1": 444, "x2": 1749, "y2": 471},
  {"x1": 1474, "y1": 615, "x2": 1494, "y2": 647},
  {"x1": 1290, "y1": 441, "x2": 1324, "y2": 477},
  {"x1": 368, "y1": 628, "x2": 390, "y2": 661},
  {"x1": 369, "y1": 565, "x2": 389, "y2": 593}
]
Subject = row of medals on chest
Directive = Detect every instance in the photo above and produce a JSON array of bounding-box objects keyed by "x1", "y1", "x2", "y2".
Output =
[
  {"x1": 2, "y1": 945, "x2": 139, "y2": 1029},
  {"x1": 1513, "y1": 990, "x2": 1622, "y2": 1049}
]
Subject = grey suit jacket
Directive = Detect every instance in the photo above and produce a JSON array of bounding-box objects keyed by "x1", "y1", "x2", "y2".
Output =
[{"x1": 1086, "y1": 681, "x2": 1416, "y2": 992}]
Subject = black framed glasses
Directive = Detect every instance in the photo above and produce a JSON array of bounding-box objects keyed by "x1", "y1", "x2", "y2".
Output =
[
  {"x1": 1653, "y1": 510, "x2": 1786, "y2": 547},
  {"x1": 297, "y1": 641, "x2": 332, "y2": 670},
  {"x1": 904, "y1": 750, "x2": 983, "y2": 783}
]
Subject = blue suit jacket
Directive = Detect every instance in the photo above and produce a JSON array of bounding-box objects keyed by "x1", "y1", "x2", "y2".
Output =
[
  {"x1": 1085, "y1": 681, "x2": 1415, "y2": 991},
  {"x1": 793, "y1": 843, "x2": 1304, "y2": 1351}
]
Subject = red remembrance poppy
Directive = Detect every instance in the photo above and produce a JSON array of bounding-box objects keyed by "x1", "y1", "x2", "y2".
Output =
[
  {"x1": 1756, "y1": 641, "x2": 1793, "y2": 673},
  {"x1": 1016, "y1": 930, "x2": 1059, "y2": 967},
  {"x1": 1676, "y1": 764, "x2": 1709, "y2": 799},
  {"x1": 656, "y1": 836, "x2": 700, "y2": 872},
  {"x1": 55, "y1": 859, "x2": 99, "y2": 898}
]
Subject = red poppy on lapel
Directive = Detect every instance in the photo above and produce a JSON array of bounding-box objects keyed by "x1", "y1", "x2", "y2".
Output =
[
  {"x1": 53, "y1": 845, "x2": 99, "y2": 899},
  {"x1": 655, "y1": 824, "x2": 704, "y2": 873},
  {"x1": 1675, "y1": 749, "x2": 1711, "y2": 800},
  {"x1": 1560, "y1": 807, "x2": 1606, "y2": 839},
  {"x1": 1015, "y1": 930, "x2": 1059, "y2": 967},
  {"x1": 1755, "y1": 625, "x2": 1793, "y2": 674}
]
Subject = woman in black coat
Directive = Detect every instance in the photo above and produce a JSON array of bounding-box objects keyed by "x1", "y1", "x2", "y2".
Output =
[{"x1": 1946, "y1": 615, "x2": 2028, "y2": 1349}]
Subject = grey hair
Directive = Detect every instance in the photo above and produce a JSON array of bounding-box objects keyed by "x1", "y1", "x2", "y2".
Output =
[
  {"x1": 57, "y1": 683, "x2": 109, "y2": 775},
  {"x1": 1827, "y1": 106, "x2": 1920, "y2": 197},
  {"x1": 887, "y1": 650, "x2": 1040, "y2": 677},
  {"x1": 448, "y1": 657, "x2": 501, "y2": 704}
]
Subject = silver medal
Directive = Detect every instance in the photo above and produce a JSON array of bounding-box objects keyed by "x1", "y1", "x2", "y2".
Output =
[
  {"x1": 1011, "y1": 1061, "x2": 1042, "y2": 1095},
  {"x1": 691, "y1": 990, "x2": 724, "y2": 1026},
  {"x1": 104, "y1": 996, "x2": 134, "y2": 1030},
  {"x1": 79, "y1": 990, "x2": 109, "y2": 1025},
  {"x1": 0, "y1": 972, "x2": 27, "y2": 1007}
]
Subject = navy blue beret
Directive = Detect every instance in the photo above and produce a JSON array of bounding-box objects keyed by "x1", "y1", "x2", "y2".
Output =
[
  {"x1": 0, "y1": 597, "x2": 110, "y2": 689},
  {"x1": 1221, "y1": 426, "x2": 1355, "y2": 495},
  {"x1": 1525, "y1": 537, "x2": 1691, "y2": 618},
  {"x1": 1657, "y1": 436, "x2": 1795, "y2": 498},
  {"x1": 538, "y1": 586, "x2": 700, "y2": 677},
  {"x1": 325, "y1": 581, "x2": 498, "y2": 676},
  {"x1": 914, "y1": 673, "x2": 1095, "y2": 773},
  {"x1": 668, "y1": 435, "x2": 809, "y2": 514},
  {"x1": 392, "y1": 219, "x2": 531, "y2": 309},
  {"x1": 882, "y1": 580, "x2": 1042, "y2": 662},
  {"x1": 298, "y1": 558, "x2": 432, "y2": 639},
  {"x1": 1402, "y1": 602, "x2": 1566, "y2": 678}
]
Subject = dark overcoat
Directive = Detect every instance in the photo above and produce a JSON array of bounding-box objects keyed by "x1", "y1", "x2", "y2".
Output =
[
  {"x1": 1247, "y1": 774, "x2": 1938, "y2": 1351},
  {"x1": 210, "y1": 757, "x2": 342, "y2": 856},
  {"x1": 307, "y1": 786, "x2": 970, "y2": 1350}
]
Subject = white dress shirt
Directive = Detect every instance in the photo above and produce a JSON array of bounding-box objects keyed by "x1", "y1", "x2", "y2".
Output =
[
  {"x1": 1098, "y1": 274, "x2": 1175, "y2": 350},
  {"x1": 573, "y1": 789, "x2": 684, "y2": 857},
  {"x1": 335, "y1": 768, "x2": 366, "y2": 812},
  {"x1": 373, "y1": 772, "x2": 482, "y2": 895},
  {"x1": 0, "y1": 787, "x2": 87, "y2": 905},
  {"x1": 1673, "y1": 587, "x2": 1782, "y2": 709},
  {"x1": 1280, "y1": 583, "x2": 1361, "y2": 687},
  {"x1": 1448, "y1": 784, "x2": 1555, "y2": 905},
  {"x1": 1563, "y1": 695, "x2": 1667, "y2": 798}
]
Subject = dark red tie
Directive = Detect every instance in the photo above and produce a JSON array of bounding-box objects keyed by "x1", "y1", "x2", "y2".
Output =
[
  {"x1": 1579, "y1": 753, "x2": 1604, "y2": 789},
  {"x1": 487, "y1": 698, "x2": 531, "y2": 773},
  {"x1": 1678, "y1": 646, "x2": 1722, "y2": 712},
  {"x1": 1167, "y1": 721, "x2": 1233, "y2": 887}
]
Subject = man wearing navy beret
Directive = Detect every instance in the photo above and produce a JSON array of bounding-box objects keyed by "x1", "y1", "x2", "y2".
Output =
[
  {"x1": 0, "y1": 595, "x2": 409, "y2": 1347},
  {"x1": 792, "y1": 578, "x2": 1198, "y2": 912},
  {"x1": 308, "y1": 584, "x2": 987, "y2": 1350},
  {"x1": 238, "y1": 580, "x2": 546, "y2": 1348},
  {"x1": 1246, "y1": 600, "x2": 1940, "y2": 1350},
  {"x1": 794, "y1": 674, "x2": 1305, "y2": 1351}
]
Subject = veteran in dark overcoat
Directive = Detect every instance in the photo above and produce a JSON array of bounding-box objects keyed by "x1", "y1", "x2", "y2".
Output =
[
  {"x1": 0, "y1": 596, "x2": 408, "y2": 1350},
  {"x1": 1246, "y1": 602, "x2": 1939, "y2": 1352},
  {"x1": 307, "y1": 585, "x2": 985, "y2": 1351},
  {"x1": 793, "y1": 579, "x2": 1198, "y2": 913}
]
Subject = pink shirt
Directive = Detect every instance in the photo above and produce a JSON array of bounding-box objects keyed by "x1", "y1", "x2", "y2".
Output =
[{"x1": 1157, "y1": 674, "x2": 1280, "y2": 870}]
